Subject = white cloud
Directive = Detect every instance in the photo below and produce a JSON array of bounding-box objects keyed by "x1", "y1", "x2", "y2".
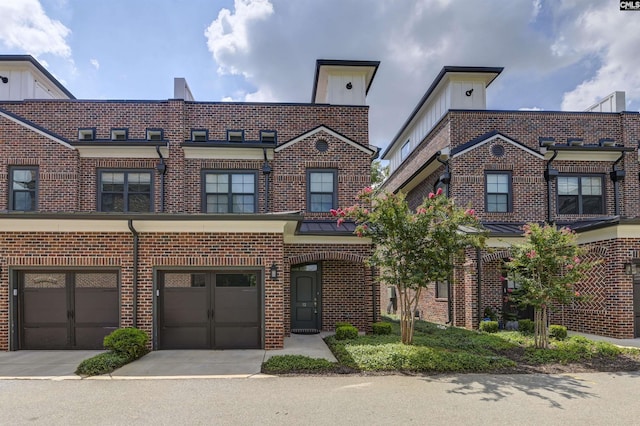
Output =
[
  {"x1": 0, "y1": 0, "x2": 71, "y2": 57},
  {"x1": 560, "y1": 4, "x2": 640, "y2": 110},
  {"x1": 519, "y1": 107, "x2": 544, "y2": 111},
  {"x1": 90, "y1": 58, "x2": 100, "y2": 70},
  {"x1": 204, "y1": 0, "x2": 274, "y2": 76}
]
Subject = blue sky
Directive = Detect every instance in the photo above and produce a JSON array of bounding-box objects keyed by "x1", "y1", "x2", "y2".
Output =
[{"x1": 1, "y1": 0, "x2": 639, "y2": 150}]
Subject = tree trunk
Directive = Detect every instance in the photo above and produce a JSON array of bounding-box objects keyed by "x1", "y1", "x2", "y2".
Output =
[
  {"x1": 534, "y1": 306, "x2": 549, "y2": 349},
  {"x1": 398, "y1": 287, "x2": 420, "y2": 344}
]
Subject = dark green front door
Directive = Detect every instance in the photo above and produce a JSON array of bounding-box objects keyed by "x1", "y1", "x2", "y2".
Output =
[
  {"x1": 291, "y1": 266, "x2": 320, "y2": 332},
  {"x1": 634, "y1": 277, "x2": 640, "y2": 338}
]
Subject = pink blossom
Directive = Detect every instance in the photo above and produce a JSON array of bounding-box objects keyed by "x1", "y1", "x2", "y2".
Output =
[
  {"x1": 356, "y1": 230, "x2": 363, "y2": 237},
  {"x1": 575, "y1": 291, "x2": 581, "y2": 297},
  {"x1": 567, "y1": 264, "x2": 574, "y2": 270},
  {"x1": 526, "y1": 250, "x2": 536, "y2": 259},
  {"x1": 436, "y1": 188, "x2": 443, "y2": 196},
  {"x1": 499, "y1": 276, "x2": 506, "y2": 282},
  {"x1": 337, "y1": 218, "x2": 344, "y2": 227},
  {"x1": 330, "y1": 209, "x2": 338, "y2": 217},
  {"x1": 416, "y1": 207, "x2": 427, "y2": 215},
  {"x1": 363, "y1": 209, "x2": 369, "y2": 215},
  {"x1": 465, "y1": 208, "x2": 476, "y2": 216},
  {"x1": 428, "y1": 192, "x2": 435, "y2": 199},
  {"x1": 362, "y1": 187, "x2": 373, "y2": 194},
  {"x1": 574, "y1": 256, "x2": 581, "y2": 264},
  {"x1": 362, "y1": 224, "x2": 368, "y2": 230}
]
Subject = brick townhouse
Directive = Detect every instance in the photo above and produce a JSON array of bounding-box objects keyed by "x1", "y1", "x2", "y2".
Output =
[
  {"x1": 0, "y1": 55, "x2": 380, "y2": 350},
  {"x1": 380, "y1": 66, "x2": 640, "y2": 339}
]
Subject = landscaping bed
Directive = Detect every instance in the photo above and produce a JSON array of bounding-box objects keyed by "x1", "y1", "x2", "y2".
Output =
[{"x1": 261, "y1": 318, "x2": 640, "y2": 375}]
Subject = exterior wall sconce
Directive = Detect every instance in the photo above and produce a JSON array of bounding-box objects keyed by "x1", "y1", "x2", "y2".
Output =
[
  {"x1": 0, "y1": 76, "x2": 8, "y2": 84},
  {"x1": 270, "y1": 263, "x2": 278, "y2": 280},
  {"x1": 624, "y1": 262, "x2": 639, "y2": 276}
]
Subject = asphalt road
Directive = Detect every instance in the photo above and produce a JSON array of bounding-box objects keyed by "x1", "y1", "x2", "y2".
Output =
[{"x1": 2, "y1": 372, "x2": 640, "y2": 425}]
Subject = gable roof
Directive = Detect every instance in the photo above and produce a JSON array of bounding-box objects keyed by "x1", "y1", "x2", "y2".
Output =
[
  {"x1": 451, "y1": 131, "x2": 543, "y2": 159},
  {"x1": 0, "y1": 107, "x2": 75, "y2": 150},
  {"x1": 274, "y1": 125, "x2": 376, "y2": 155}
]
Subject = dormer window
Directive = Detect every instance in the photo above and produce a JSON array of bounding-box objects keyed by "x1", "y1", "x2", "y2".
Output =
[
  {"x1": 260, "y1": 130, "x2": 276, "y2": 144},
  {"x1": 599, "y1": 138, "x2": 616, "y2": 147},
  {"x1": 191, "y1": 130, "x2": 208, "y2": 142},
  {"x1": 78, "y1": 128, "x2": 95, "y2": 141},
  {"x1": 227, "y1": 130, "x2": 244, "y2": 143},
  {"x1": 568, "y1": 138, "x2": 584, "y2": 147},
  {"x1": 111, "y1": 129, "x2": 128, "y2": 141},
  {"x1": 146, "y1": 129, "x2": 163, "y2": 141}
]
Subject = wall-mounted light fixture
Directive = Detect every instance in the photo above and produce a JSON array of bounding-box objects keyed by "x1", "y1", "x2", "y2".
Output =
[
  {"x1": 0, "y1": 76, "x2": 8, "y2": 84},
  {"x1": 624, "y1": 262, "x2": 638, "y2": 276},
  {"x1": 465, "y1": 88, "x2": 473, "y2": 96},
  {"x1": 270, "y1": 262, "x2": 278, "y2": 280},
  {"x1": 345, "y1": 82, "x2": 352, "y2": 90}
]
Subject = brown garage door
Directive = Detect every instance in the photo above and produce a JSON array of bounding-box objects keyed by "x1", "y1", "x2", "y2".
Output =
[
  {"x1": 159, "y1": 271, "x2": 261, "y2": 349},
  {"x1": 19, "y1": 271, "x2": 119, "y2": 350}
]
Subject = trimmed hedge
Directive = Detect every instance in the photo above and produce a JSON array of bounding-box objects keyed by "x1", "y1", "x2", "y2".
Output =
[
  {"x1": 371, "y1": 322, "x2": 392, "y2": 335},
  {"x1": 549, "y1": 325, "x2": 568, "y2": 340},
  {"x1": 104, "y1": 327, "x2": 149, "y2": 360},
  {"x1": 262, "y1": 355, "x2": 336, "y2": 373},
  {"x1": 479, "y1": 321, "x2": 499, "y2": 333},
  {"x1": 336, "y1": 325, "x2": 358, "y2": 340},
  {"x1": 518, "y1": 319, "x2": 534, "y2": 334},
  {"x1": 76, "y1": 352, "x2": 130, "y2": 376}
]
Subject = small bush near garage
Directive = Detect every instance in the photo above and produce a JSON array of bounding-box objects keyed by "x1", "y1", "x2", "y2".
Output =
[
  {"x1": 103, "y1": 327, "x2": 149, "y2": 360},
  {"x1": 336, "y1": 325, "x2": 358, "y2": 340},
  {"x1": 372, "y1": 322, "x2": 392, "y2": 335},
  {"x1": 335, "y1": 321, "x2": 352, "y2": 329},
  {"x1": 76, "y1": 352, "x2": 130, "y2": 376},
  {"x1": 518, "y1": 319, "x2": 534, "y2": 334},
  {"x1": 76, "y1": 327, "x2": 150, "y2": 377},
  {"x1": 479, "y1": 321, "x2": 499, "y2": 333},
  {"x1": 262, "y1": 355, "x2": 336, "y2": 374},
  {"x1": 549, "y1": 325, "x2": 568, "y2": 340}
]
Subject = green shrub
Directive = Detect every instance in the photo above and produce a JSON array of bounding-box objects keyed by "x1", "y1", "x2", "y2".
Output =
[
  {"x1": 549, "y1": 325, "x2": 568, "y2": 340},
  {"x1": 262, "y1": 355, "x2": 335, "y2": 373},
  {"x1": 76, "y1": 352, "x2": 129, "y2": 376},
  {"x1": 103, "y1": 327, "x2": 149, "y2": 360},
  {"x1": 335, "y1": 321, "x2": 352, "y2": 329},
  {"x1": 479, "y1": 321, "x2": 499, "y2": 333},
  {"x1": 335, "y1": 325, "x2": 358, "y2": 340},
  {"x1": 518, "y1": 319, "x2": 534, "y2": 334},
  {"x1": 371, "y1": 322, "x2": 393, "y2": 335}
]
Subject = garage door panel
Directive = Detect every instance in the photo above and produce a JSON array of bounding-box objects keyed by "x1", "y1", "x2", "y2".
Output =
[
  {"x1": 163, "y1": 289, "x2": 208, "y2": 324},
  {"x1": 23, "y1": 327, "x2": 68, "y2": 350},
  {"x1": 23, "y1": 289, "x2": 67, "y2": 323},
  {"x1": 214, "y1": 288, "x2": 258, "y2": 323},
  {"x1": 162, "y1": 327, "x2": 209, "y2": 349},
  {"x1": 75, "y1": 289, "x2": 119, "y2": 323},
  {"x1": 215, "y1": 326, "x2": 260, "y2": 349},
  {"x1": 75, "y1": 326, "x2": 118, "y2": 349}
]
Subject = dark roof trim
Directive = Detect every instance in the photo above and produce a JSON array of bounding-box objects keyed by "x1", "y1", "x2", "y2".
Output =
[
  {"x1": 181, "y1": 142, "x2": 276, "y2": 149},
  {"x1": 0, "y1": 54, "x2": 75, "y2": 99},
  {"x1": 393, "y1": 150, "x2": 442, "y2": 194},
  {"x1": 312, "y1": 59, "x2": 380, "y2": 103},
  {"x1": 544, "y1": 145, "x2": 635, "y2": 152},
  {"x1": 382, "y1": 66, "x2": 503, "y2": 158},
  {"x1": 73, "y1": 141, "x2": 168, "y2": 147},
  {"x1": 0, "y1": 106, "x2": 73, "y2": 148}
]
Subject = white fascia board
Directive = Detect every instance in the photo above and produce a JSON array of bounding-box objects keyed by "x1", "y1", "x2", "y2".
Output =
[
  {"x1": 76, "y1": 145, "x2": 169, "y2": 158},
  {"x1": 0, "y1": 110, "x2": 75, "y2": 150},
  {"x1": 544, "y1": 150, "x2": 625, "y2": 162},
  {"x1": 275, "y1": 126, "x2": 375, "y2": 155},
  {"x1": 452, "y1": 134, "x2": 543, "y2": 159},
  {"x1": 0, "y1": 218, "x2": 296, "y2": 233},
  {"x1": 183, "y1": 146, "x2": 274, "y2": 160}
]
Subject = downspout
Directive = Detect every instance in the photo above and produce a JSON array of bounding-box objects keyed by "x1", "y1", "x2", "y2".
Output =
[
  {"x1": 544, "y1": 150, "x2": 559, "y2": 225},
  {"x1": 262, "y1": 148, "x2": 272, "y2": 212},
  {"x1": 155, "y1": 145, "x2": 167, "y2": 213},
  {"x1": 437, "y1": 152, "x2": 453, "y2": 323},
  {"x1": 371, "y1": 266, "x2": 378, "y2": 323},
  {"x1": 611, "y1": 152, "x2": 625, "y2": 216},
  {"x1": 128, "y1": 219, "x2": 139, "y2": 328},
  {"x1": 476, "y1": 247, "x2": 482, "y2": 328}
]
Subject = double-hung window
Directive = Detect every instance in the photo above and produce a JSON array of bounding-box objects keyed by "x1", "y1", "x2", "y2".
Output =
[
  {"x1": 203, "y1": 171, "x2": 256, "y2": 213},
  {"x1": 307, "y1": 169, "x2": 337, "y2": 212},
  {"x1": 9, "y1": 166, "x2": 38, "y2": 211},
  {"x1": 557, "y1": 175, "x2": 604, "y2": 214},
  {"x1": 99, "y1": 170, "x2": 153, "y2": 212},
  {"x1": 486, "y1": 172, "x2": 511, "y2": 213}
]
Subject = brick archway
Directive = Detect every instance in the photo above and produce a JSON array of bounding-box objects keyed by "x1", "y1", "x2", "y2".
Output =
[{"x1": 287, "y1": 251, "x2": 367, "y2": 266}]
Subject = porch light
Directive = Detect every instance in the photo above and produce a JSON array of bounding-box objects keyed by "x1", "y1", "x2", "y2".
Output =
[
  {"x1": 624, "y1": 262, "x2": 638, "y2": 276},
  {"x1": 270, "y1": 263, "x2": 278, "y2": 280}
]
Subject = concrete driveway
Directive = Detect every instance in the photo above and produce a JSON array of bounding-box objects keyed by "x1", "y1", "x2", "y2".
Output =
[{"x1": 0, "y1": 332, "x2": 336, "y2": 379}]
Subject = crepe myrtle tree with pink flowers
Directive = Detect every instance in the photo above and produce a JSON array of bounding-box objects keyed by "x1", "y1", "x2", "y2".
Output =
[
  {"x1": 505, "y1": 223, "x2": 596, "y2": 349},
  {"x1": 332, "y1": 187, "x2": 485, "y2": 344}
]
